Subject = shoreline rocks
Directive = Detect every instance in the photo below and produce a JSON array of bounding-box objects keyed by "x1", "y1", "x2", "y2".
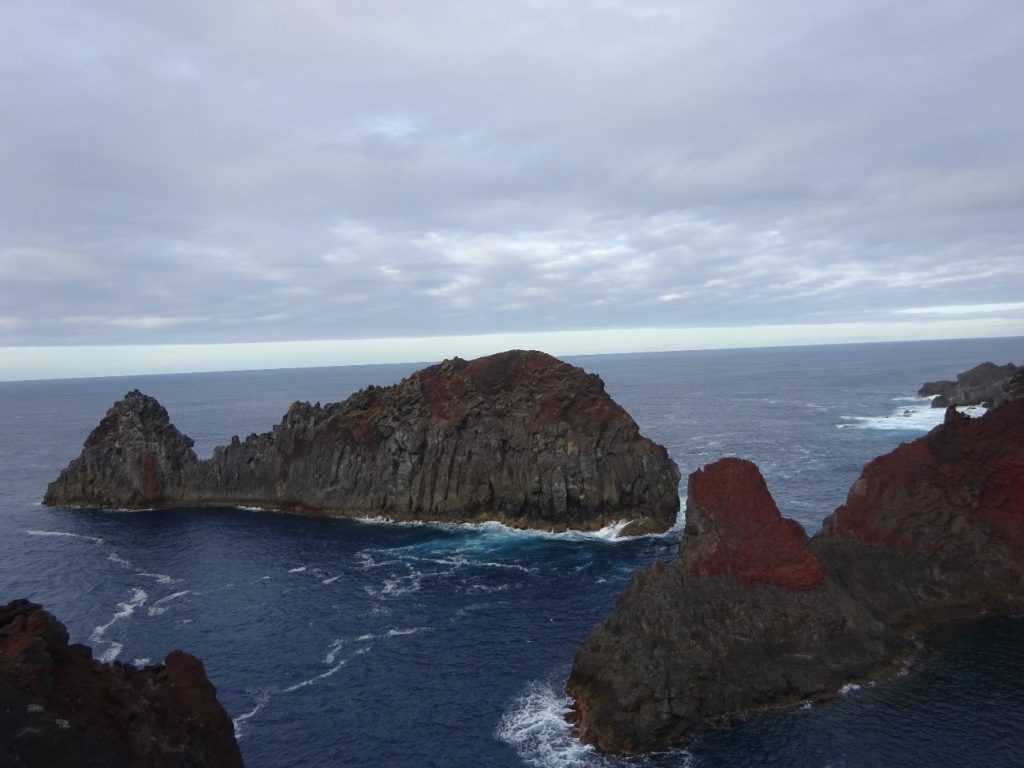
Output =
[
  {"x1": 43, "y1": 350, "x2": 681, "y2": 534},
  {"x1": 567, "y1": 399, "x2": 1024, "y2": 754},
  {"x1": 919, "y1": 361, "x2": 1021, "y2": 408},
  {"x1": 0, "y1": 599, "x2": 243, "y2": 768}
]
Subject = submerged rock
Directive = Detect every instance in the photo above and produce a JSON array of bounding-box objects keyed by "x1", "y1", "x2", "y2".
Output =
[
  {"x1": 0, "y1": 599, "x2": 243, "y2": 768},
  {"x1": 43, "y1": 350, "x2": 681, "y2": 533},
  {"x1": 567, "y1": 399, "x2": 1024, "y2": 753},
  {"x1": 918, "y1": 361, "x2": 1021, "y2": 408}
]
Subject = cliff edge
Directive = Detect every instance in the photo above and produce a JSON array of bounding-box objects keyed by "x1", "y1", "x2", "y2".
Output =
[
  {"x1": 567, "y1": 399, "x2": 1024, "y2": 753},
  {"x1": 43, "y1": 350, "x2": 681, "y2": 534},
  {"x1": 0, "y1": 599, "x2": 243, "y2": 768}
]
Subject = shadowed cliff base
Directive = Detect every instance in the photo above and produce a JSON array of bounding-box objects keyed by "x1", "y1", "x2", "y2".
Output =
[
  {"x1": 0, "y1": 599, "x2": 243, "y2": 768},
  {"x1": 43, "y1": 350, "x2": 681, "y2": 535},
  {"x1": 567, "y1": 398, "x2": 1024, "y2": 754}
]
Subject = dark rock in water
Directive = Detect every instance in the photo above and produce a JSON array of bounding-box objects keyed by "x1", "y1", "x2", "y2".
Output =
[
  {"x1": 567, "y1": 399, "x2": 1024, "y2": 754},
  {"x1": 0, "y1": 599, "x2": 243, "y2": 768},
  {"x1": 918, "y1": 361, "x2": 1021, "y2": 408},
  {"x1": 43, "y1": 350, "x2": 681, "y2": 533}
]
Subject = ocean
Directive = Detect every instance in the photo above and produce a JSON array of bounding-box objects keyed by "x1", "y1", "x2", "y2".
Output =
[{"x1": 2, "y1": 337, "x2": 1023, "y2": 768}]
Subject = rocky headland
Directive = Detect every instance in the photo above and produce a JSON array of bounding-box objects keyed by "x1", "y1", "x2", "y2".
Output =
[
  {"x1": 0, "y1": 599, "x2": 243, "y2": 768},
  {"x1": 43, "y1": 350, "x2": 681, "y2": 534},
  {"x1": 919, "y1": 361, "x2": 1021, "y2": 408},
  {"x1": 567, "y1": 398, "x2": 1024, "y2": 754}
]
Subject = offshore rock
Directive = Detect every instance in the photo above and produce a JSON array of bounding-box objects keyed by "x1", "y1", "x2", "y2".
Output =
[
  {"x1": 0, "y1": 599, "x2": 243, "y2": 768},
  {"x1": 43, "y1": 350, "x2": 681, "y2": 533},
  {"x1": 567, "y1": 399, "x2": 1024, "y2": 753},
  {"x1": 918, "y1": 361, "x2": 1021, "y2": 408}
]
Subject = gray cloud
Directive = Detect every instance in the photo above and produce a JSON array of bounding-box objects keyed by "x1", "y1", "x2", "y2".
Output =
[{"x1": 2, "y1": 0, "x2": 1023, "y2": 349}]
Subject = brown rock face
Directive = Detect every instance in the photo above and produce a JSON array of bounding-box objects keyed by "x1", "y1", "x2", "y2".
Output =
[
  {"x1": 567, "y1": 399, "x2": 1024, "y2": 754},
  {"x1": 0, "y1": 599, "x2": 243, "y2": 768},
  {"x1": 43, "y1": 350, "x2": 681, "y2": 533}
]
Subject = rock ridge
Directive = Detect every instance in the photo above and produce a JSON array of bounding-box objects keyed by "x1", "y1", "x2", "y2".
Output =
[
  {"x1": 43, "y1": 350, "x2": 681, "y2": 534},
  {"x1": 0, "y1": 598, "x2": 243, "y2": 768},
  {"x1": 567, "y1": 398, "x2": 1024, "y2": 753},
  {"x1": 918, "y1": 361, "x2": 1021, "y2": 408}
]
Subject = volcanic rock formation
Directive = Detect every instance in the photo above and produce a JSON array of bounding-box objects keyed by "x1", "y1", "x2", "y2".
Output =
[
  {"x1": 43, "y1": 350, "x2": 681, "y2": 534},
  {"x1": 0, "y1": 599, "x2": 243, "y2": 768},
  {"x1": 919, "y1": 361, "x2": 1021, "y2": 408},
  {"x1": 567, "y1": 399, "x2": 1024, "y2": 754}
]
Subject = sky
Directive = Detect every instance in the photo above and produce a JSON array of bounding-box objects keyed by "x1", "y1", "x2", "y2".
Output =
[{"x1": 1, "y1": 1, "x2": 1023, "y2": 379}]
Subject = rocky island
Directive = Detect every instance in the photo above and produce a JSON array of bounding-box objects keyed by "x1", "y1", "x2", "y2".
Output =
[
  {"x1": 567, "y1": 397, "x2": 1024, "y2": 754},
  {"x1": 43, "y1": 350, "x2": 681, "y2": 534},
  {"x1": 0, "y1": 599, "x2": 242, "y2": 768}
]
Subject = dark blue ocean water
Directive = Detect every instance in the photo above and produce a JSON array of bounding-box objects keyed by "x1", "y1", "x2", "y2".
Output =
[{"x1": 2, "y1": 338, "x2": 1023, "y2": 768}]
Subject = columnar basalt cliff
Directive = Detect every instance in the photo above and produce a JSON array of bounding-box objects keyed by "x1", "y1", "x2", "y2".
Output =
[
  {"x1": 43, "y1": 350, "x2": 681, "y2": 534},
  {"x1": 0, "y1": 599, "x2": 243, "y2": 768},
  {"x1": 567, "y1": 399, "x2": 1024, "y2": 754},
  {"x1": 919, "y1": 361, "x2": 1021, "y2": 408}
]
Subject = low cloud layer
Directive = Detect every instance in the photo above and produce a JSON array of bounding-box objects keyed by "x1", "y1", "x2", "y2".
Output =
[{"x1": 2, "y1": 0, "x2": 1022, "y2": 350}]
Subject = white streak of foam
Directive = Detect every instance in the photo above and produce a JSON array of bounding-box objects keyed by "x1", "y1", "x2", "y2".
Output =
[
  {"x1": 321, "y1": 575, "x2": 341, "y2": 584},
  {"x1": 147, "y1": 591, "x2": 190, "y2": 616},
  {"x1": 288, "y1": 566, "x2": 307, "y2": 573},
  {"x1": 840, "y1": 683, "x2": 862, "y2": 694},
  {"x1": 138, "y1": 572, "x2": 181, "y2": 584},
  {"x1": 108, "y1": 552, "x2": 132, "y2": 567},
  {"x1": 90, "y1": 588, "x2": 148, "y2": 662},
  {"x1": 386, "y1": 627, "x2": 428, "y2": 637},
  {"x1": 233, "y1": 691, "x2": 271, "y2": 739},
  {"x1": 25, "y1": 530, "x2": 104, "y2": 544}
]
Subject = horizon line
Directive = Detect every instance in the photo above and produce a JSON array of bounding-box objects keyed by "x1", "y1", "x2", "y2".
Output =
[{"x1": 2, "y1": 319, "x2": 1023, "y2": 383}]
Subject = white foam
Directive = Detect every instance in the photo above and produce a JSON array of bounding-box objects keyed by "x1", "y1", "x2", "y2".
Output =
[
  {"x1": 137, "y1": 572, "x2": 181, "y2": 584},
  {"x1": 282, "y1": 660, "x2": 347, "y2": 693},
  {"x1": 134, "y1": 657, "x2": 150, "y2": 667},
  {"x1": 840, "y1": 683, "x2": 862, "y2": 695},
  {"x1": 321, "y1": 575, "x2": 342, "y2": 584},
  {"x1": 356, "y1": 634, "x2": 374, "y2": 641},
  {"x1": 496, "y1": 682, "x2": 629, "y2": 768},
  {"x1": 233, "y1": 691, "x2": 271, "y2": 739},
  {"x1": 90, "y1": 588, "x2": 148, "y2": 662},
  {"x1": 25, "y1": 530, "x2": 104, "y2": 545},
  {"x1": 386, "y1": 626, "x2": 428, "y2": 637},
  {"x1": 288, "y1": 566, "x2": 307, "y2": 573},
  {"x1": 837, "y1": 397, "x2": 987, "y2": 432},
  {"x1": 108, "y1": 552, "x2": 133, "y2": 567},
  {"x1": 147, "y1": 591, "x2": 190, "y2": 616},
  {"x1": 324, "y1": 639, "x2": 346, "y2": 664}
]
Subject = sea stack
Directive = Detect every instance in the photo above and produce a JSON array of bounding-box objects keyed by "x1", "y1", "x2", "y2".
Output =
[
  {"x1": 567, "y1": 398, "x2": 1024, "y2": 753},
  {"x1": 43, "y1": 350, "x2": 681, "y2": 534},
  {"x1": 0, "y1": 599, "x2": 243, "y2": 768}
]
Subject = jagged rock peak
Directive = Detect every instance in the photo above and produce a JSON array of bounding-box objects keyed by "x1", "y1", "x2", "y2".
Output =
[
  {"x1": 0, "y1": 598, "x2": 243, "y2": 768},
  {"x1": 918, "y1": 361, "x2": 1021, "y2": 408},
  {"x1": 682, "y1": 457, "x2": 825, "y2": 591},
  {"x1": 43, "y1": 350, "x2": 682, "y2": 534}
]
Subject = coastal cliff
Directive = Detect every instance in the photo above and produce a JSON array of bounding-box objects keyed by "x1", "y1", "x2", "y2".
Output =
[
  {"x1": 43, "y1": 350, "x2": 681, "y2": 533},
  {"x1": 567, "y1": 399, "x2": 1024, "y2": 753},
  {"x1": 919, "y1": 361, "x2": 1021, "y2": 408},
  {"x1": 0, "y1": 599, "x2": 243, "y2": 768}
]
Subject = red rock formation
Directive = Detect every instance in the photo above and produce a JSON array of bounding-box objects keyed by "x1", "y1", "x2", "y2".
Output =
[
  {"x1": 568, "y1": 399, "x2": 1024, "y2": 754},
  {"x1": 0, "y1": 599, "x2": 243, "y2": 768},
  {"x1": 684, "y1": 458, "x2": 825, "y2": 591}
]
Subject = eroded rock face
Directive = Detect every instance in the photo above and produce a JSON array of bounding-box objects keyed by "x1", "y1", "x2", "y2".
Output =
[
  {"x1": 44, "y1": 350, "x2": 681, "y2": 533},
  {"x1": 567, "y1": 400, "x2": 1024, "y2": 753},
  {"x1": 0, "y1": 599, "x2": 243, "y2": 768},
  {"x1": 919, "y1": 361, "x2": 1021, "y2": 408}
]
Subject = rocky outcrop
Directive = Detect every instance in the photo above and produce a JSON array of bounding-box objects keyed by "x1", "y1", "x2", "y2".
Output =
[
  {"x1": 567, "y1": 399, "x2": 1024, "y2": 754},
  {"x1": 0, "y1": 599, "x2": 243, "y2": 768},
  {"x1": 919, "y1": 361, "x2": 1021, "y2": 408},
  {"x1": 43, "y1": 350, "x2": 681, "y2": 533}
]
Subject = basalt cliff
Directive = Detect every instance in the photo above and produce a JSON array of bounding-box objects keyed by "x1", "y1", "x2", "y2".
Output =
[
  {"x1": 43, "y1": 350, "x2": 681, "y2": 534},
  {"x1": 567, "y1": 398, "x2": 1024, "y2": 754},
  {"x1": 0, "y1": 599, "x2": 243, "y2": 768}
]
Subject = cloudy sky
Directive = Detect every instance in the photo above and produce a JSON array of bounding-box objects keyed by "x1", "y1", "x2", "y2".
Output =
[{"x1": 2, "y1": 1, "x2": 1022, "y2": 377}]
